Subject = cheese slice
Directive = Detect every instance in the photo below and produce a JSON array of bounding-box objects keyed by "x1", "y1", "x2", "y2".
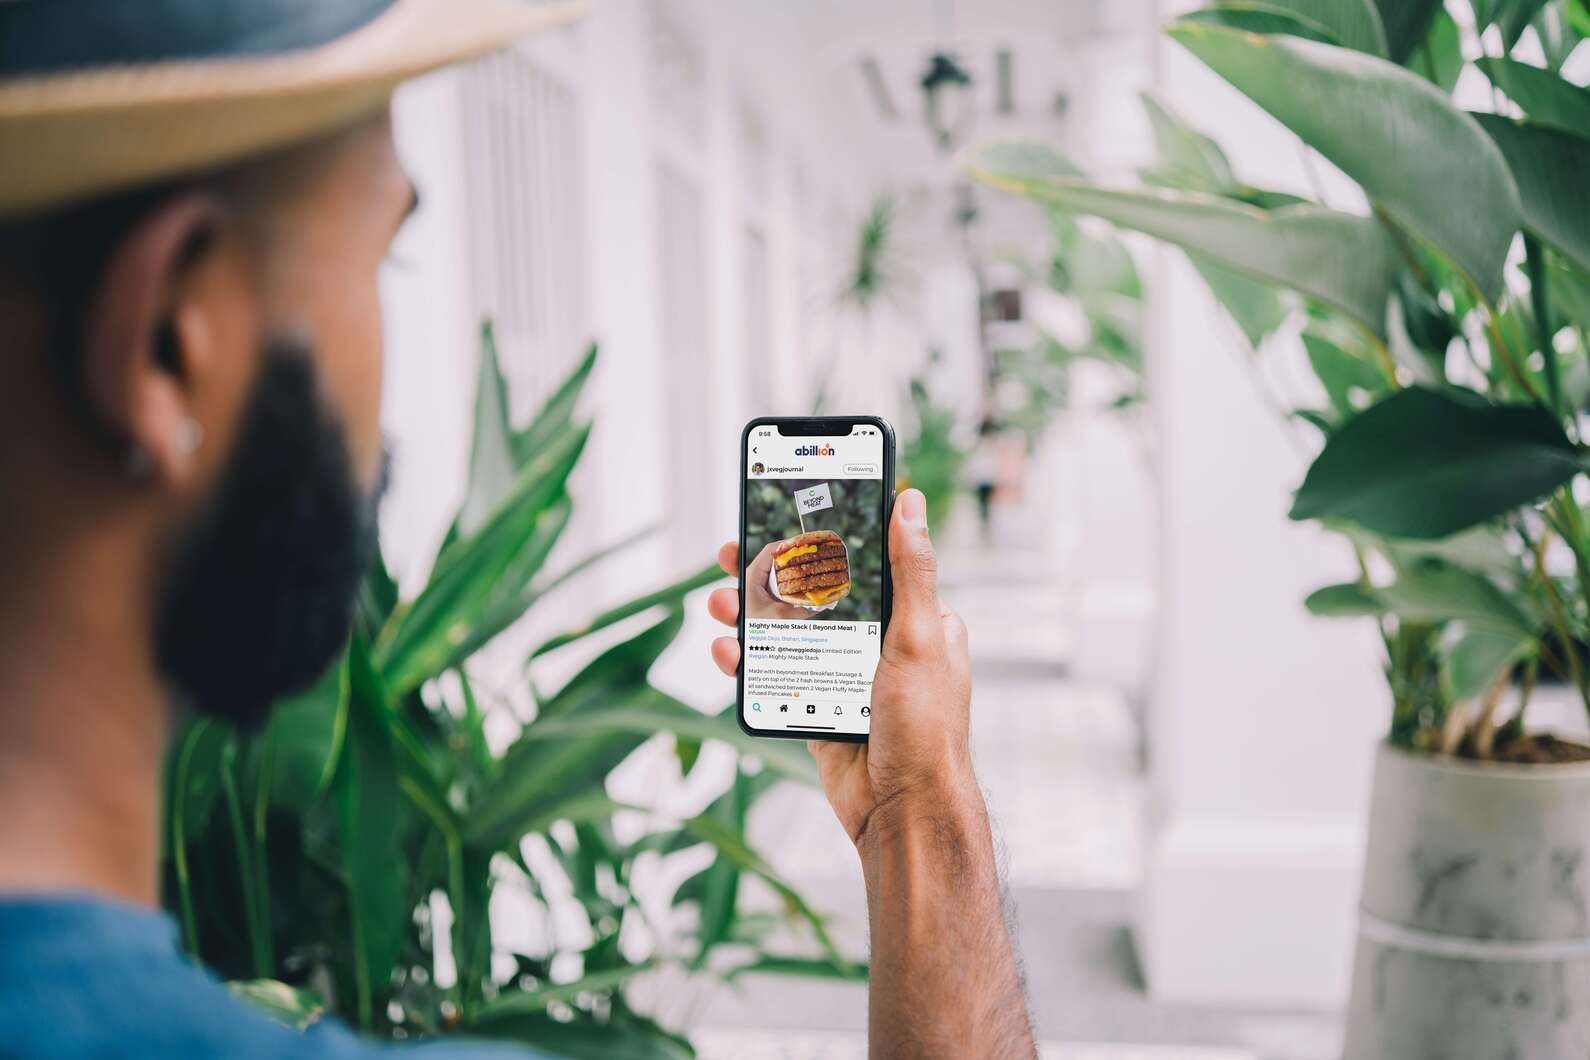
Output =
[
  {"x1": 804, "y1": 584, "x2": 848, "y2": 605},
  {"x1": 776, "y1": 544, "x2": 819, "y2": 568}
]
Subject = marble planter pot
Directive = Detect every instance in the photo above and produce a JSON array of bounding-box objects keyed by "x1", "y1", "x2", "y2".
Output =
[{"x1": 1343, "y1": 743, "x2": 1590, "y2": 1058}]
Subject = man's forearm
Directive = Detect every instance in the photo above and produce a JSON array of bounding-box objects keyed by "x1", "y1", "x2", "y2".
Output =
[{"x1": 858, "y1": 784, "x2": 1037, "y2": 1059}]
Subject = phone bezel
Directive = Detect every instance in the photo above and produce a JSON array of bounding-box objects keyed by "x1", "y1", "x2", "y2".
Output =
[{"x1": 736, "y1": 415, "x2": 894, "y2": 744}]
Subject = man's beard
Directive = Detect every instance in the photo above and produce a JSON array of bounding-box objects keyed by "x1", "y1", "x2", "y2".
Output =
[{"x1": 154, "y1": 337, "x2": 384, "y2": 728}]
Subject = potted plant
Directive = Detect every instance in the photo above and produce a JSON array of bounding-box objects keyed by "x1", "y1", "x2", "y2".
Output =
[
  {"x1": 962, "y1": 1, "x2": 1590, "y2": 1055},
  {"x1": 163, "y1": 325, "x2": 860, "y2": 1056}
]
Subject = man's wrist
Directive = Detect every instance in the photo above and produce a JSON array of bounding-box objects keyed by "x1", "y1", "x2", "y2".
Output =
[{"x1": 854, "y1": 770, "x2": 990, "y2": 878}]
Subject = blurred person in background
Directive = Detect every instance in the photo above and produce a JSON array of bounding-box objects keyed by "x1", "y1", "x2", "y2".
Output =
[{"x1": 0, "y1": 1, "x2": 1035, "y2": 1057}]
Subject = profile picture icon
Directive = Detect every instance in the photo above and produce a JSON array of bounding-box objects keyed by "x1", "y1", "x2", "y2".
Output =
[{"x1": 751, "y1": 462, "x2": 765, "y2": 474}]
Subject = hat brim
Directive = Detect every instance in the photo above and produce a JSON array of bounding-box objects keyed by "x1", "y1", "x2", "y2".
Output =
[{"x1": 0, "y1": 0, "x2": 586, "y2": 216}]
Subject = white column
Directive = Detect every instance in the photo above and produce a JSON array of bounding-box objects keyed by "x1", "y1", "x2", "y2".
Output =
[{"x1": 1136, "y1": 3, "x2": 1386, "y2": 1008}]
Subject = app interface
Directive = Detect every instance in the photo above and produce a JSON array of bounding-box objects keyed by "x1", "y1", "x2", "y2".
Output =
[{"x1": 743, "y1": 424, "x2": 884, "y2": 736}]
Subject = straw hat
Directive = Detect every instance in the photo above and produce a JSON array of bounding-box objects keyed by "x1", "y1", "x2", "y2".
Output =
[{"x1": 0, "y1": 0, "x2": 586, "y2": 218}]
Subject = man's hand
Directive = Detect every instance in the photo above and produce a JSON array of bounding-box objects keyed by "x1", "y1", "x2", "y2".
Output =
[
  {"x1": 709, "y1": 489, "x2": 976, "y2": 843},
  {"x1": 707, "y1": 488, "x2": 1037, "y2": 1059}
]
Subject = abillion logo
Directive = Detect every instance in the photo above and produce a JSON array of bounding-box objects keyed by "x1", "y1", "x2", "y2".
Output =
[{"x1": 794, "y1": 443, "x2": 837, "y2": 456}]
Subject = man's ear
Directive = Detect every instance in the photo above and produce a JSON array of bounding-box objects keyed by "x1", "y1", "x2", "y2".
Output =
[{"x1": 77, "y1": 192, "x2": 228, "y2": 486}]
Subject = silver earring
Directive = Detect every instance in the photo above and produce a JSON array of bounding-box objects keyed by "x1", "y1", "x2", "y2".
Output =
[{"x1": 175, "y1": 418, "x2": 204, "y2": 457}]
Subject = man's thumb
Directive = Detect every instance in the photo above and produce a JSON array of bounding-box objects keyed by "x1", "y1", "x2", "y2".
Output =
[{"x1": 888, "y1": 488, "x2": 939, "y2": 623}]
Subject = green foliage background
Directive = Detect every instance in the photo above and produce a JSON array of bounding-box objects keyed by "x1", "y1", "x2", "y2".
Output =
[{"x1": 744, "y1": 477, "x2": 885, "y2": 621}]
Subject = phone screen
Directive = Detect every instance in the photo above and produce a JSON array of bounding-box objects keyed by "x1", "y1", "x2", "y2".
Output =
[{"x1": 739, "y1": 419, "x2": 891, "y2": 741}]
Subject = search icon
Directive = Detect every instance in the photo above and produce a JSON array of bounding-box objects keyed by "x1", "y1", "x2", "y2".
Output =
[{"x1": 751, "y1": 702, "x2": 762, "y2": 712}]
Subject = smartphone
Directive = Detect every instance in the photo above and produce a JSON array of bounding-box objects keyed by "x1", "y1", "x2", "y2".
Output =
[{"x1": 737, "y1": 416, "x2": 895, "y2": 742}]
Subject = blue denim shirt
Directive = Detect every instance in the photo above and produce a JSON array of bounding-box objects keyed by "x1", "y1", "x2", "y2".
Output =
[{"x1": 0, "y1": 896, "x2": 537, "y2": 1058}]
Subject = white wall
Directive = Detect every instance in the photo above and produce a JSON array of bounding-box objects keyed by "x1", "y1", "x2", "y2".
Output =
[
  {"x1": 378, "y1": 2, "x2": 929, "y2": 713},
  {"x1": 1136, "y1": 2, "x2": 1387, "y2": 1008}
]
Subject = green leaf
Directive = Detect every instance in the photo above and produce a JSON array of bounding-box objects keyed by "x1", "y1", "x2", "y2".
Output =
[
  {"x1": 680, "y1": 809, "x2": 850, "y2": 971},
  {"x1": 469, "y1": 965, "x2": 652, "y2": 1024},
  {"x1": 1497, "y1": 0, "x2": 1553, "y2": 47},
  {"x1": 1139, "y1": 92, "x2": 1238, "y2": 194},
  {"x1": 1570, "y1": 0, "x2": 1590, "y2": 38},
  {"x1": 335, "y1": 640, "x2": 410, "y2": 1031},
  {"x1": 515, "y1": 343, "x2": 599, "y2": 465},
  {"x1": 1192, "y1": 254, "x2": 1293, "y2": 347},
  {"x1": 1533, "y1": 3, "x2": 1584, "y2": 70},
  {"x1": 960, "y1": 141, "x2": 1400, "y2": 338},
  {"x1": 1195, "y1": 0, "x2": 1391, "y2": 54},
  {"x1": 1472, "y1": 115, "x2": 1590, "y2": 275},
  {"x1": 1408, "y1": 10, "x2": 1463, "y2": 93},
  {"x1": 227, "y1": 980, "x2": 327, "y2": 1031},
  {"x1": 1548, "y1": 252, "x2": 1590, "y2": 327},
  {"x1": 530, "y1": 564, "x2": 725, "y2": 659},
  {"x1": 458, "y1": 321, "x2": 519, "y2": 539},
  {"x1": 168, "y1": 717, "x2": 230, "y2": 844},
  {"x1": 263, "y1": 650, "x2": 348, "y2": 812},
  {"x1": 724, "y1": 955, "x2": 871, "y2": 983},
  {"x1": 1305, "y1": 327, "x2": 1388, "y2": 420},
  {"x1": 1167, "y1": 20, "x2": 1523, "y2": 303},
  {"x1": 1374, "y1": 0, "x2": 1444, "y2": 63},
  {"x1": 1477, "y1": 57, "x2": 1590, "y2": 133},
  {"x1": 377, "y1": 423, "x2": 589, "y2": 694},
  {"x1": 1305, "y1": 581, "x2": 1385, "y2": 616},
  {"x1": 1179, "y1": 5, "x2": 1343, "y2": 47},
  {"x1": 508, "y1": 705, "x2": 820, "y2": 787},
  {"x1": 1443, "y1": 629, "x2": 1531, "y2": 701},
  {"x1": 1375, "y1": 563, "x2": 1536, "y2": 637},
  {"x1": 1290, "y1": 386, "x2": 1587, "y2": 538}
]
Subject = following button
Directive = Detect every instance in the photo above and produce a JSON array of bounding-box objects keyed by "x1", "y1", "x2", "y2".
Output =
[{"x1": 844, "y1": 463, "x2": 877, "y2": 476}]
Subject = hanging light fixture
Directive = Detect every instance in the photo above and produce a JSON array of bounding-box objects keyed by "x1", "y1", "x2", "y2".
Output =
[{"x1": 919, "y1": 51, "x2": 972, "y2": 153}]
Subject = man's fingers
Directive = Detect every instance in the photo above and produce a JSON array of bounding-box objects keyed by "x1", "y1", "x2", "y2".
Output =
[
  {"x1": 710, "y1": 636, "x2": 740, "y2": 677},
  {"x1": 887, "y1": 488, "x2": 943, "y2": 652},
  {"x1": 717, "y1": 541, "x2": 739, "y2": 577},
  {"x1": 707, "y1": 587, "x2": 739, "y2": 627}
]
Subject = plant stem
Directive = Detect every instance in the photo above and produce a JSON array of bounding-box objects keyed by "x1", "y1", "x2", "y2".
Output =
[
  {"x1": 1535, "y1": 527, "x2": 1590, "y2": 716},
  {"x1": 1471, "y1": 670, "x2": 1511, "y2": 758},
  {"x1": 1525, "y1": 233, "x2": 1562, "y2": 418},
  {"x1": 169, "y1": 721, "x2": 210, "y2": 957},
  {"x1": 220, "y1": 738, "x2": 271, "y2": 979},
  {"x1": 251, "y1": 727, "x2": 276, "y2": 975}
]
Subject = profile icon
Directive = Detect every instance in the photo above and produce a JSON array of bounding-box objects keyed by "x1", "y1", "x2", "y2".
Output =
[{"x1": 751, "y1": 462, "x2": 765, "y2": 474}]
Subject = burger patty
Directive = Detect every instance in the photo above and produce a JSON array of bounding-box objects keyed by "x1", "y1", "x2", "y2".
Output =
[
  {"x1": 777, "y1": 555, "x2": 849, "y2": 579},
  {"x1": 777, "y1": 568, "x2": 851, "y2": 594}
]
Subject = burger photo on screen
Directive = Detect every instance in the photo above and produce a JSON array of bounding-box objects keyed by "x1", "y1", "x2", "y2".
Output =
[{"x1": 768, "y1": 530, "x2": 851, "y2": 610}]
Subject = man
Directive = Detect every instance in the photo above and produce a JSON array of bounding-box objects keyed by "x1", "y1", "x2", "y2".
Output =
[{"x1": 0, "y1": 1, "x2": 1037, "y2": 1057}]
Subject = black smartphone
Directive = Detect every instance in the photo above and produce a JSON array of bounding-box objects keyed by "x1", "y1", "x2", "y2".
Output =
[{"x1": 737, "y1": 416, "x2": 895, "y2": 743}]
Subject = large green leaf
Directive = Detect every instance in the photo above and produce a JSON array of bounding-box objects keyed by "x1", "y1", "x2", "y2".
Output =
[
  {"x1": 1168, "y1": 20, "x2": 1522, "y2": 302},
  {"x1": 334, "y1": 640, "x2": 410, "y2": 1031},
  {"x1": 1139, "y1": 92, "x2": 1238, "y2": 194},
  {"x1": 961, "y1": 141, "x2": 1399, "y2": 337},
  {"x1": 262, "y1": 651, "x2": 348, "y2": 812},
  {"x1": 458, "y1": 322, "x2": 518, "y2": 539},
  {"x1": 1290, "y1": 386, "x2": 1587, "y2": 537},
  {"x1": 529, "y1": 564, "x2": 725, "y2": 659},
  {"x1": 1374, "y1": 0, "x2": 1444, "y2": 63},
  {"x1": 1472, "y1": 115, "x2": 1590, "y2": 276},
  {"x1": 1191, "y1": 255, "x2": 1293, "y2": 347},
  {"x1": 1477, "y1": 57, "x2": 1590, "y2": 133},
  {"x1": 1443, "y1": 628, "x2": 1532, "y2": 701},
  {"x1": 1304, "y1": 329, "x2": 1388, "y2": 420},
  {"x1": 1203, "y1": 0, "x2": 1390, "y2": 54},
  {"x1": 514, "y1": 343, "x2": 599, "y2": 465},
  {"x1": 377, "y1": 423, "x2": 589, "y2": 694},
  {"x1": 1375, "y1": 563, "x2": 1536, "y2": 637},
  {"x1": 1305, "y1": 581, "x2": 1385, "y2": 616},
  {"x1": 1179, "y1": 5, "x2": 1343, "y2": 46},
  {"x1": 1408, "y1": 9, "x2": 1463, "y2": 93}
]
